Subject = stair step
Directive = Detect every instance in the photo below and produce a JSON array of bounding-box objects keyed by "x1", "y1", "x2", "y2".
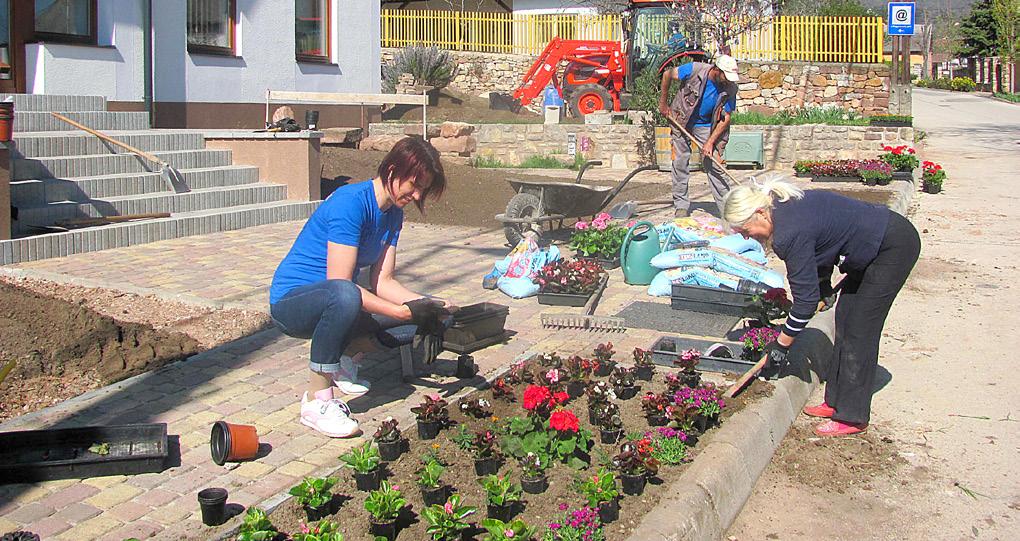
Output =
[
  {"x1": 10, "y1": 166, "x2": 262, "y2": 205},
  {"x1": 0, "y1": 200, "x2": 321, "y2": 265},
  {"x1": 14, "y1": 149, "x2": 233, "y2": 180},
  {"x1": 11, "y1": 130, "x2": 207, "y2": 159},
  {"x1": 0, "y1": 94, "x2": 107, "y2": 112},
  {"x1": 14, "y1": 111, "x2": 149, "y2": 132}
]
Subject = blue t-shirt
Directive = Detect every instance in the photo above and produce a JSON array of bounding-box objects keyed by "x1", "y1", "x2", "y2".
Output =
[
  {"x1": 269, "y1": 180, "x2": 403, "y2": 304},
  {"x1": 677, "y1": 63, "x2": 736, "y2": 127}
]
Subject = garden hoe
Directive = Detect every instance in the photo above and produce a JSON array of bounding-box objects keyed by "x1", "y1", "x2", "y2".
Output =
[
  {"x1": 666, "y1": 114, "x2": 740, "y2": 186},
  {"x1": 50, "y1": 112, "x2": 190, "y2": 193}
]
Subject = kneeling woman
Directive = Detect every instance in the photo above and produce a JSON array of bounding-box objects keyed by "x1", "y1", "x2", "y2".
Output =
[
  {"x1": 269, "y1": 138, "x2": 448, "y2": 437},
  {"x1": 723, "y1": 180, "x2": 920, "y2": 437}
]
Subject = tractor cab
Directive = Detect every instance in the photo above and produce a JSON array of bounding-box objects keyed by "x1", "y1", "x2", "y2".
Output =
[{"x1": 622, "y1": 2, "x2": 701, "y2": 91}]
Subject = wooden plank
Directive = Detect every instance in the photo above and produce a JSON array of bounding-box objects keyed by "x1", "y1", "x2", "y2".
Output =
[{"x1": 268, "y1": 90, "x2": 426, "y2": 106}]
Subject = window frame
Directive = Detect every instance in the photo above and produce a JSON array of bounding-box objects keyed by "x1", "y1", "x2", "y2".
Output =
[
  {"x1": 32, "y1": 0, "x2": 98, "y2": 46},
  {"x1": 295, "y1": 0, "x2": 331, "y2": 64},
  {"x1": 186, "y1": 0, "x2": 237, "y2": 57}
]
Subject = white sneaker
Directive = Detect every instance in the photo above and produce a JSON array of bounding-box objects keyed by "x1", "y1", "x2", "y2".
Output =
[
  {"x1": 300, "y1": 392, "x2": 360, "y2": 438},
  {"x1": 331, "y1": 356, "x2": 371, "y2": 397}
]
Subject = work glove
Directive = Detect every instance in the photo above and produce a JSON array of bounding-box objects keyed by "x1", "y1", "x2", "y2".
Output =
[
  {"x1": 818, "y1": 292, "x2": 838, "y2": 312},
  {"x1": 763, "y1": 340, "x2": 790, "y2": 372},
  {"x1": 404, "y1": 298, "x2": 449, "y2": 364}
]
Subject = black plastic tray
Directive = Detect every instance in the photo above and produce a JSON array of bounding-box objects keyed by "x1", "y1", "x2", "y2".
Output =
[
  {"x1": 576, "y1": 254, "x2": 620, "y2": 270},
  {"x1": 649, "y1": 336, "x2": 755, "y2": 375},
  {"x1": 0, "y1": 423, "x2": 168, "y2": 483},
  {"x1": 444, "y1": 302, "x2": 509, "y2": 348},
  {"x1": 670, "y1": 283, "x2": 753, "y2": 316},
  {"x1": 537, "y1": 292, "x2": 591, "y2": 307},
  {"x1": 810, "y1": 175, "x2": 860, "y2": 183}
]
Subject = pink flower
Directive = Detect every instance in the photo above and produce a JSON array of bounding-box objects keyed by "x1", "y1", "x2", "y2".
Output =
[
  {"x1": 592, "y1": 220, "x2": 608, "y2": 231},
  {"x1": 546, "y1": 368, "x2": 560, "y2": 383},
  {"x1": 300, "y1": 523, "x2": 310, "y2": 534},
  {"x1": 391, "y1": 484, "x2": 400, "y2": 491},
  {"x1": 559, "y1": 503, "x2": 569, "y2": 511},
  {"x1": 596, "y1": 212, "x2": 612, "y2": 221},
  {"x1": 444, "y1": 501, "x2": 454, "y2": 514},
  {"x1": 626, "y1": 220, "x2": 637, "y2": 228},
  {"x1": 574, "y1": 221, "x2": 589, "y2": 230},
  {"x1": 505, "y1": 529, "x2": 516, "y2": 538}
]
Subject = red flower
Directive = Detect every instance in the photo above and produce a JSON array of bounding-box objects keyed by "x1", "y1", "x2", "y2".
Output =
[
  {"x1": 549, "y1": 410, "x2": 580, "y2": 432},
  {"x1": 523, "y1": 385, "x2": 552, "y2": 411},
  {"x1": 552, "y1": 391, "x2": 570, "y2": 405}
]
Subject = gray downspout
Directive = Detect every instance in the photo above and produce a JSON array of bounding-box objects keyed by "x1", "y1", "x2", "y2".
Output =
[{"x1": 143, "y1": 0, "x2": 153, "y2": 128}]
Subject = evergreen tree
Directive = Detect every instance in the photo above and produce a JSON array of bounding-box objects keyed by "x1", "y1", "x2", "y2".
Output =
[{"x1": 959, "y1": 0, "x2": 999, "y2": 57}]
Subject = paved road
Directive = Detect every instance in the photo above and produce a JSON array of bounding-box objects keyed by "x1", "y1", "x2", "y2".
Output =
[{"x1": 729, "y1": 89, "x2": 1020, "y2": 540}]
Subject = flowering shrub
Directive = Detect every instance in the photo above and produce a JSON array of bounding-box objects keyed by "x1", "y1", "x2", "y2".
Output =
[
  {"x1": 412, "y1": 395, "x2": 450, "y2": 424},
  {"x1": 608, "y1": 366, "x2": 635, "y2": 389},
  {"x1": 647, "y1": 427, "x2": 688, "y2": 465},
  {"x1": 502, "y1": 411, "x2": 592, "y2": 469},
  {"x1": 577, "y1": 468, "x2": 619, "y2": 507},
  {"x1": 745, "y1": 287, "x2": 792, "y2": 324},
  {"x1": 289, "y1": 477, "x2": 337, "y2": 509},
  {"x1": 519, "y1": 451, "x2": 549, "y2": 478},
  {"x1": 541, "y1": 505, "x2": 605, "y2": 541},
  {"x1": 741, "y1": 327, "x2": 779, "y2": 352},
  {"x1": 640, "y1": 392, "x2": 670, "y2": 417},
  {"x1": 293, "y1": 520, "x2": 344, "y2": 541},
  {"x1": 673, "y1": 349, "x2": 700, "y2": 372},
  {"x1": 522, "y1": 385, "x2": 569, "y2": 416},
  {"x1": 879, "y1": 145, "x2": 919, "y2": 172},
  {"x1": 535, "y1": 259, "x2": 604, "y2": 295},
  {"x1": 562, "y1": 355, "x2": 594, "y2": 381},
  {"x1": 857, "y1": 160, "x2": 893, "y2": 182},
  {"x1": 922, "y1": 160, "x2": 945, "y2": 189},
  {"x1": 421, "y1": 494, "x2": 476, "y2": 540},
  {"x1": 664, "y1": 372, "x2": 684, "y2": 393},
  {"x1": 492, "y1": 377, "x2": 515, "y2": 401},
  {"x1": 585, "y1": 381, "x2": 616, "y2": 407},
  {"x1": 593, "y1": 342, "x2": 615, "y2": 363},
  {"x1": 453, "y1": 427, "x2": 501, "y2": 460},
  {"x1": 363, "y1": 481, "x2": 406, "y2": 522},
  {"x1": 673, "y1": 384, "x2": 726, "y2": 418},
  {"x1": 570, "y1": 212, "x2": 631, "y2": 260},
  {"x1": 611, "y1": 439, "x2": 659, "y2": 476},
  {"x1": 808, "y1": 159, "x2": 862, "y2": 177}
]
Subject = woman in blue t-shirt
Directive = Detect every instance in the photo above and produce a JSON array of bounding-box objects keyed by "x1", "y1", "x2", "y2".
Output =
[{"x1": 269, "y1": 137, "x2": 449, "y2": 438}]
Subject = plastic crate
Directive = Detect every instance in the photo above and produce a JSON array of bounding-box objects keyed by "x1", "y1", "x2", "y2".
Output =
[{"x1": 670, "y1": 283, "x2": 753, "y2": 316}]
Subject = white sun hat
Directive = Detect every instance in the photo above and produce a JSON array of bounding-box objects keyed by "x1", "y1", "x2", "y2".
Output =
[{"x1": 714, "y1": 54, "x2": 740, "y2": 82}]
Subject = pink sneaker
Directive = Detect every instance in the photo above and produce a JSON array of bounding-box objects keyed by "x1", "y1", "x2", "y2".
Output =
[
  {"x1": 813, "y1": 419, "x2": 867, "y2": 437},
  {"x1": 300, "y1": 392, "x2": 360, "y2": 438},
  {"x1": 803, "y1": 402, "x2": 835, "y2": 418}
]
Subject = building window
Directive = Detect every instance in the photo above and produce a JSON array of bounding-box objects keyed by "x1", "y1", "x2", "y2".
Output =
[
  {"x1": 296, "y1": 0, "x2": 329, "y2": 62},
  {"x1": 187, "y1": 0, "x2": 236, "y2": 55},
  {"x1": 34, "y1": 0, "x2": 96, "y2": 44}
]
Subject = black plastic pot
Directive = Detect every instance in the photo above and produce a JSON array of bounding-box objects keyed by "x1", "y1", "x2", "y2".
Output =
[
  {"x1": 377, "y1": 439, "x2": 403, "y2": 462},
  {"x1": 521, "y1": 474, "x2": 548, "y2": 494},
  {"x1": 197, "y1": 487, "x2": 228, "y2": 526},
  {"x1": 599, "y1": 428, "x2": 622, "y2": 444},
  {"x1": 370, "y1": 519, "x2": 397, "y2": 540},
  {"x1": 588, "y1": 406, "x2": 598, "y2": 425},
  {"x1": 417, "y1": 420, "x2": 441, "y2": 440},
  {"x1": 681, "y1": 371, "x2": 701, "y2": 388},
  {"x1": 597, "y1": 498, "x2": 619, "y2": 523},
  {"x1": 647, "y1": 413, "x2": 668, "y2": 427},
  {"x1": 421, "y1": 484, "x2": 448, "y2": 506},
  {"x1": 615, "y1": 385, "x2": 638, "y2": 400},
  {"x1": 594, "y1": 362, "x2": 616, "y2": 377},
  {"x1": 924, "y1": 183, "x2": 941, "y2": 194},
  {"x1": 695, "y1": 414, "x2": 718, "y2": 434},
  {"x1": 567, "y1": 380, "x2": 585, "y2": 398},
  {"x1": 455, "y1": 355, "x2": 477, "y2": 379},
  {"x1": 304, "y1": 502, "x2": 332, "y2": 522},
  {"x1": 474, "y1": 456, "x2": 501, "y2": 476},
  {"x1": 863, "y1": 176, "x2": 878, "y2": 186},
  {"x1": 354, "y1": 469, "x2": 382, "y2": 491},
  {"x1": 621, "y1": 473, "x2": 646, "y2": 495},
  {"x1": 685, "y1": 432, "x2": 699, "y2": 447},
  {"x1": 487, "y1": 502, "x2": 513, "y2": 522},
  {"x1": 634, "y1": 365, "x2": 653, "y2": 381}
]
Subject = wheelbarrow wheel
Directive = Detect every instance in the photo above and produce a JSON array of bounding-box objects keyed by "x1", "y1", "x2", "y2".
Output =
[{"x1": 503, "y1": 192, "x2": 542, "y2": 245}]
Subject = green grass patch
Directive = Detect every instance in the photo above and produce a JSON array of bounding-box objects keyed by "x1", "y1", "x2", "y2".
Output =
[
  {"x1": 730, "y1": 107, "x2": 869, "y2": 126},
  {"x1": 994, "y1": 92, "x2": 1020, "y2": 103},
  {"x1": 471, "y1": 153, "x2": 585, "y2": 170}
]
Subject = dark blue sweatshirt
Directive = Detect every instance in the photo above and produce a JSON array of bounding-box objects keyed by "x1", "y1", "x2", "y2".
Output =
[{"x1": 770, "y1": 190, "x2": 889, "y2": 336}]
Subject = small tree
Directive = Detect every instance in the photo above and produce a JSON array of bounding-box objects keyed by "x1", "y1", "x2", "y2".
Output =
[
  {"x1": 993, "y1": 0, "x2": 1020, "y2": 91},
  {"x1": 667, "y1": 0, "x2": 775, "y2": 55},
  {"x1": 959, "y1": 0, "x2": 999, "y2": 57}
]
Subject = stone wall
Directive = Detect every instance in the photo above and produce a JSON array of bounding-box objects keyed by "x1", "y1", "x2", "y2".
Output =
[
  {"x1": 368, "y1": 122, "x2": 913, "y2": 169},
  {"x1": 382, "y1": 49, "x2": 533, "y2": 98}
]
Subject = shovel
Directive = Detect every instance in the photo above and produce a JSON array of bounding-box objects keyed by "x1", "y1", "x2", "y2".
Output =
[
  {"x1": 50, "y1": 112, "x2": 190, "y2": 193},
  {"x1": 665, "y1": 114, "x2": 740, "y2": 185}
]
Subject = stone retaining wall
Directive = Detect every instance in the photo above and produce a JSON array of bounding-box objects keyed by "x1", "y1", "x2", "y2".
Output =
[{"x1": 369, "y1": 122, "x2": 913, "y2": 169}]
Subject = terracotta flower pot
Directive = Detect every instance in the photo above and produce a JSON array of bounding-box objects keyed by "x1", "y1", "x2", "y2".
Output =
[{"x1": 210, "y1": 421, "x2": 259, "y2": 465}]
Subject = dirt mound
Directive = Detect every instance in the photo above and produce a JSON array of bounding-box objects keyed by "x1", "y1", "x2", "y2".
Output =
[{"x1": 773, "y1": 423, "x2": 906, "y2": 493}]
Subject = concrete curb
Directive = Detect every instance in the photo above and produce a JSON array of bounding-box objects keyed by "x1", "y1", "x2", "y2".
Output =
[{"x1": 624, "y1": 310, "x2": 834, "y2": 541}]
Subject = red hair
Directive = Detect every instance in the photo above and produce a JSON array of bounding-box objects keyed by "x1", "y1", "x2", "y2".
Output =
[{"x1": 377, "y1": 137, "x2": 446, "y2": 212}]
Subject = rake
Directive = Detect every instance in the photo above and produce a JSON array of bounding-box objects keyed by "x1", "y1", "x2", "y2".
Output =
[{"x1": 540, "y1": 275, "x2": 626, "y2": 332}]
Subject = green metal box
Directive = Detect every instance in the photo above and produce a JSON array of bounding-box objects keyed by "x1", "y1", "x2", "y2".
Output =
[{"x1": 722, "y1": 131, "x2": 764, "y2": 169}]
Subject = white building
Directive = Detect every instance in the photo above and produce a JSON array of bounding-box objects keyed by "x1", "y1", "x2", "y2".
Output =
[{"x1": 0, "y1": 0, "x2": 381, "y2": 128}]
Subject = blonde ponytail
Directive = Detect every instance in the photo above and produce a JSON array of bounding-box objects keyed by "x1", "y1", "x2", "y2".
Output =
[{"x1": 722, "y1": 176, "x2": 804, "y2": 226}]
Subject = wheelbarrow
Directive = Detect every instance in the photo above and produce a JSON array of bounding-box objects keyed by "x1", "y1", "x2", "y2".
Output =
[{"x1": 496, "y1": 161, "x2": 658, "y2": 245}]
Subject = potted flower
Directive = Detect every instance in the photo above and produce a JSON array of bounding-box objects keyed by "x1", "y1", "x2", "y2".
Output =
[
  {"x1": 421, "y1": 494, "x2": 477, "y2": 541},
  {"x1": 518, "y1": 452, "x2": 549, "y2": 494},
  {"x1": 793, "y1": 159, "x2": 826, "y2": 177},
  {"x1": 288, "y1": 477, "x2": 338, "y2": 522},
  {"x1": 809, "y1": 159, "x2": 862, "y2": 182},
  {"x1": 592, "y1": 342, "x2": 616, "y2": 377},
  {"x1": 593, "y1": 402, "x2": 623, "y2": 444},
  {"x1": 857, "y1": 160, "x2": 893, "y2": 186},
  {"x1": 668, "y1": 402, "x2": 700, "y2": 443},
  {"x1": 373, "y1": 417, "x2": 405, "y2": 462},
  {"x1": 292, "y1": 520, "x2": 344, "y2": 541},
  {"x1": 880, "y1": 144, "x2": 919, "y2": 180},
  {"x1": 521, "y1": 384, "x2": 569, "y2": 419},
  {"x1": 492, "y1": 377, "x2": 515, "y2": 401},
  {"x1": 922, "y1": 160, "x2": 945, "y2": 194},
  {"x1": 454, "y1": 427, "x2": 503, "y2": 476},
  {"x1": 478, "y1": 474, "x2": 523, "y2": 521},
  {"x1": 641, "y1": 392, "x2": 670, "y2": 427},
  {"x1": 459, "y1": 397, "x2": 493, "y2": 419},
  {"x1": 674, "y1": 384, "x2": 726, "y2": 433},
  {"x1": 569, "y1": 212, "x2": 628, "y2": 269},
  {"x1": 648, "y1": 426, "x2": 689, "y2": 465},
  {"x1": 585, "y1": 380, "x2": 616, "y2": 424},
  {"x1": 608, "y1": 366, "x2": 637, "y2": 400},
  {"x1": 481, "y1": 518, "x2": 537, "y2": 541},
  {"x1": 745, "y1": 287, "x2": 792, "y2": 327},
  {"x1": 535, "y1": 259, "x2": 606, "y2": 307},
  {"x1": 562, "y1": 355, "x2": 593, "y2": 398},
  {"x1": 546, "y1": 409, "x2": 592, "y2": 469},
  {"x1": 578, "y1": 467, "x2": 620, "y2": 524},
  {"x1": 611, "y1": 439, "x2": 660, "y2": 496},
  {"x1": 364, "y1": 481, "x2": 406, "y2": 540},
  {"x1": 540, "y1": 367, "x2": 565, "y2": 393},
  {"x1": 236, "y1": 507, "x2": 277, "y2": 541},
  {"x1": 542, "y1": 505, "x2": 603, "y2": 541},
  {"x1": 417, "y1": 454, "x2": 448, "y2": 506},
  {"x1": 673, "y1": 349, "x2": 702, "y2": 388},
  {"x1": 412, "y1": 395, "x2": 450, "y2": 440},
  {"x1": 740, "y1": 326, "x2": 779, "y2": 361},
  {"x1": 632, "y1": 347, "x2": 655, "y2": 381},
  {"x1": 339, "y1": 441, "x2": 383, "y2": 491}
]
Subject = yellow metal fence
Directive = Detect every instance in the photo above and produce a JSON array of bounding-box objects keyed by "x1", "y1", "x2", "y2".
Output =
[{"x1": 381, "y1": 10, "x2": 884, "y2": 64}]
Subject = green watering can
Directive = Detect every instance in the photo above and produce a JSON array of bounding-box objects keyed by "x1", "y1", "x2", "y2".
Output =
[{"x1": 620, "y1": 221, "x2": 661, "y2": 285}]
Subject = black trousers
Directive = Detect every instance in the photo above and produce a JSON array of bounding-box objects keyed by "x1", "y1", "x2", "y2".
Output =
[{"x1": 824, "y1": 211, "x2": 920, "y2": 424}]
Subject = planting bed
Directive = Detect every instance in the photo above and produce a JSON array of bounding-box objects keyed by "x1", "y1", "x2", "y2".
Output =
[{"x1": 259, "y1": 349, "x2": 772, "y2": 540}]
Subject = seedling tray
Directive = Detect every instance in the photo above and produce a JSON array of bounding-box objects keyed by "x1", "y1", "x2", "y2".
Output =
[
  {"x1": 444, "y1": 302, "x2": 509, "y2": 348},
  {"x1": 649, "y1": 336, "x2": 755, "y2": 375},
  {"x1": 670, "y1": 283, "x2": 753, "y2": 317},
  {"x1": 810, "y1": 175, "x2": 860, "y2": 183},
  {"x1": 0, "y1": 423, "x2": 168, "y2": 483}
]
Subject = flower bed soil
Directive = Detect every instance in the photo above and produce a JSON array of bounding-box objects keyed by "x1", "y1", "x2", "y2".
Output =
[{"x1": 264, "y1": 360, "x2": 772, "y2": 540}]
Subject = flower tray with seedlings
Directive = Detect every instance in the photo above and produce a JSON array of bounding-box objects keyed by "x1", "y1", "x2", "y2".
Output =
[
  {"x1": 648, "y1": 336, "x2": 755, "y2": 375},
  {"x1": 535, "y1": 259, "x2": 607, "y2": 307},
  {"x1": 260, "y1": 342, "x2": 772, "y2": 541}
]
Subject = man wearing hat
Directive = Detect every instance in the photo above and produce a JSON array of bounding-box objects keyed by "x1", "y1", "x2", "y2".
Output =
[{"x1": 659, "y1": 54, "x2": 740, "y2": 218}]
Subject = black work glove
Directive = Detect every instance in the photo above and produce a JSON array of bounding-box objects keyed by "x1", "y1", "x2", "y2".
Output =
[
  {"x1": 818, "y1": 292, "x2": 838, "y2": 312},
  {"x1": 404, "y1": 298, "x2": 449, "y2": 365},
  {"x1": 764, "y1": 340, "x2": 790, "y2": 370}
]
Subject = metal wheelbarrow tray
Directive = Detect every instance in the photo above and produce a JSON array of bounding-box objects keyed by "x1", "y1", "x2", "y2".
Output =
[{"x1": 0, "y1": 423, "x2": 168, "y2": 483}]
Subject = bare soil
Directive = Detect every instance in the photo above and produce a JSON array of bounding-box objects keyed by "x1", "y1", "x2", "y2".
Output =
[
  {"x1": 771, "y1": 423, "x2": 906, "y2": 493},
  {"x1": 264, "y1": 360, "x2": 772, "y2": 540},
  {"x1": 0, "y1": 275, "x2": 269, "y2": 422},
  {"x1": 382, "y1": 87, "x2": 546, "y2": 125}
]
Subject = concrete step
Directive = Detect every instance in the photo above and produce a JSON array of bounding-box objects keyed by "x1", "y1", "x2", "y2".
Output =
[
  {"x1": 13, "y1": 149, "x2": 233, "y2": 180},
  {"x1": 0, "y1": 93, "x2": 107, "y2": 112},
  {"x1": 10, "y1": 166, "x2": 262, "y2": 206},
  {"x1": 13, "y1": 183, "x2": 289, "y2": 231},
  {"x1": 11, "y1": 130, "x2": 206, "y2": 159},
  {"x1": 14, "y1": 111, "x2": 149, "y2": 132},
  {"x1": 0, "y1": 200, "x2": 321, "y2": 265}
]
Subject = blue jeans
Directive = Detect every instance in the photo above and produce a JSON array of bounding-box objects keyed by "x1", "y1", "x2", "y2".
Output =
[{"x1": 269, "y1": 279, "x2": 419, "y2": 373}]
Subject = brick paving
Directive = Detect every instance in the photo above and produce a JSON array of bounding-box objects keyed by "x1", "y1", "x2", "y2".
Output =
[{"x1": 0, "y1": 177, "x2": 734, "y2": 540}]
